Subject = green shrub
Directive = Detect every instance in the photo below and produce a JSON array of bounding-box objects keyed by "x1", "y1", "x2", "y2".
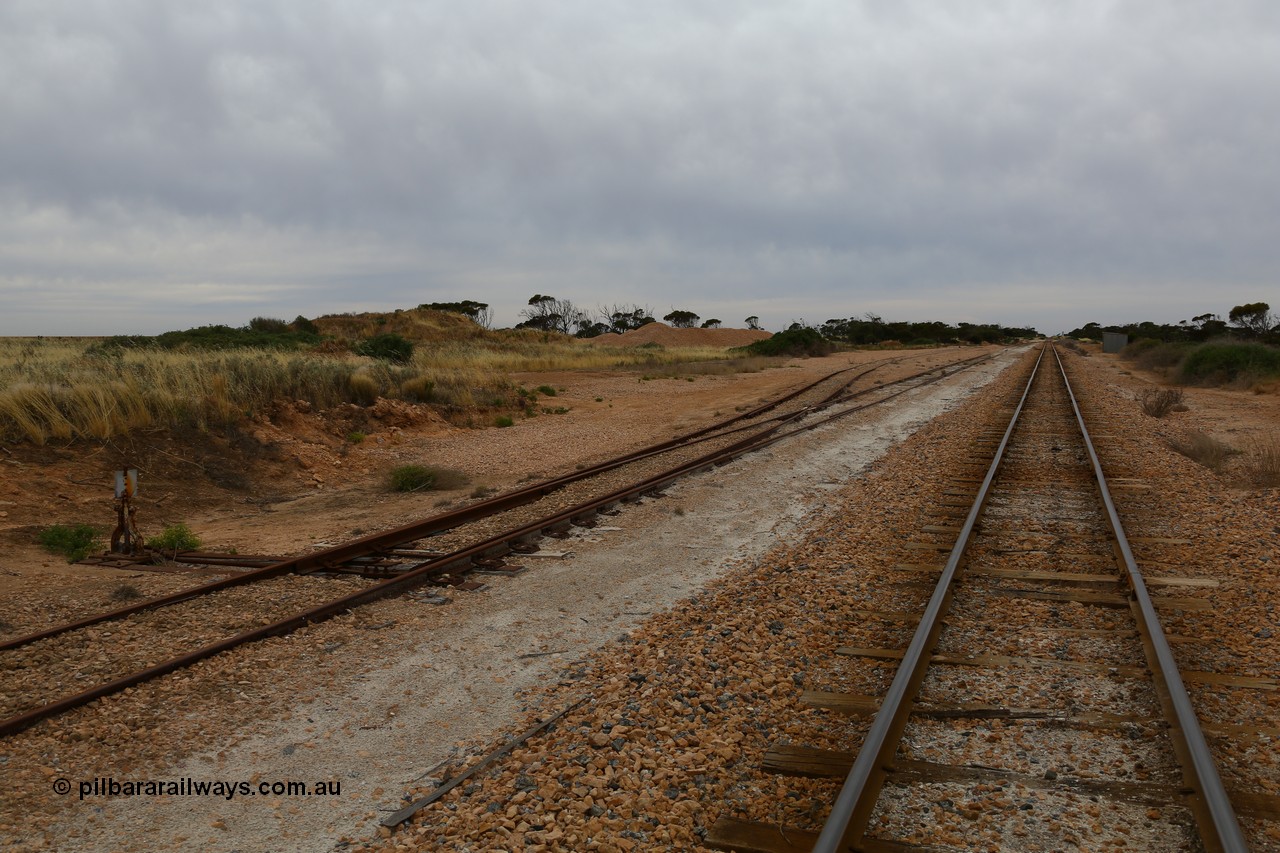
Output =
[
  {"x1": 347, "y1": 431, "x2": 366, "y2": 444},
  {"x1": 37, "y1": 523, "x2": 100, "y2": 562},
  {"x1": 389, "y1": 464, "x2": 469, "y2": 492},
  {"x1": 249, "y1": 316, "x2": 291, "y2": 334},
  {"x1": 743, "y1": 327, "x2": 834, "y2": 358},
  {"x1": 1120, "y1": 337, "x2": 1162, "y2": 358},
  {"x1": 120, "y1": 324, "x2": 321, "y2": 351},
  {"x1": 1179, "y1": 343, "x2": 1280, "y2": 385},
  {"x1": 495, "y1": 415, "x2": 514, "y2": 428},
  {"x1": 354, "y1": 333, "x2": 414, "y2": 364},
  {"x1": 536, "y1": 385, "x2": 557, "y2": 397},
  {"x1": 390, "y1": 464, "x2": 432, "y2": 491},
  {"x1": 1133, "y1": 342, "x2": 1191, "y2": 372},
  {"x1": 147, "y1": 523, "x2": 201, "y2": 556}
]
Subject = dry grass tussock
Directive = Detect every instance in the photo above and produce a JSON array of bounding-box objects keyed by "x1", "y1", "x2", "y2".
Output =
[
  {"x1": 1168, "y1": 431, "x2": 1237, "y2": 472},
  {"x1": 1243, "y1": 434, "x2": 1280, "y2": 487},
  {"x1": 0, "y1": 335, "x2": 764, "y2": 444},
  {"x1": 1138, "y1": 388, "x2": 1185, "y2": 418}
]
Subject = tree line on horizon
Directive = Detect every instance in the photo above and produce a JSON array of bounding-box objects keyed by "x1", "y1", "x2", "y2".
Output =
[
  {"x1": 95, "y1": 292, "x2": 1043, "y2": 356},
  {"x1": 1067, "y1": 302, "x2": 1276, "y2": 345},
  {"x1": 446, "y1": 295, "x2": 1039, "y2": 346}
]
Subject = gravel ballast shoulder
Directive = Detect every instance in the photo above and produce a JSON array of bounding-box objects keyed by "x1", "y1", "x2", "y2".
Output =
[
  {"x1": 5, "y1": 345, "x2": 1277, "y2": 851},
  {"x1": 349, "y1": 347, "x2": 1278, "y2": 852},
  {"x1": 0, "y1": 348, "x2": 1011, "y2": 851}
]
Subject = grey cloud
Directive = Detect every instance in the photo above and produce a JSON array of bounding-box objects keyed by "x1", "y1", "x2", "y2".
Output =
[{"x1": 1, "y1": 1, "x2": 1278, "y2": 335}]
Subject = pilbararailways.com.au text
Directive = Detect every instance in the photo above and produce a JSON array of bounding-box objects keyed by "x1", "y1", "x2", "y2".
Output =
[{"x1": 64, "y1": 777, "x2": 342, "y2": 801}]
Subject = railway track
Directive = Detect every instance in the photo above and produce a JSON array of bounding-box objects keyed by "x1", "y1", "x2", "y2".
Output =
[
  {"x1": 0, "y1": 348, "x2": 995, "y2": 739},
  {"x1": 708, "y1": 345, "x2": 1275, "y2": 851}
]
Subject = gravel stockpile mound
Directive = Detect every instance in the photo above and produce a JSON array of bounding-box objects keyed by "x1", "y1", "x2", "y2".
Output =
[{"x1": 587, "y1": 324, "x2": 771, "y2": 348}]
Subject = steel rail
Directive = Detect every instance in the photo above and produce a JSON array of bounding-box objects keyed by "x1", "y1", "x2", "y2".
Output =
[
  {"x1": 811, "y1": 345, "x2": 1046, "y2": 852},
  {"x1": 0, "y1": 352, "x2": 995, "y2": 739},
  {"x1": 0, "y1": 358, "x2": 885, "y2": 653},
  {"x1": 1053, "y1": 346, "x2": 1247, "y2": 853},
  {"x1": 1, "y1": 353, "x2": 980, "y2": 653}
]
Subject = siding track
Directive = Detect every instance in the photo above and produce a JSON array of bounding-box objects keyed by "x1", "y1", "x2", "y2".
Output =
[{"x1": 0, "y1": 350, "x2": 993, "y2": 740}]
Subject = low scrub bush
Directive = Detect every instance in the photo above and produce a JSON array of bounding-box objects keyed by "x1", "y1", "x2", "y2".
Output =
[
  {"x1": 1168, "y1": 432, "x2": 1237, "y2": 471},
  {"x1": 1120, "y1": 337, "x2": 1162, "y2": 358},
  {"x1": 536, "y1": 385, "x2": 557, "y2": 397},
  {"x1": 37, "y1": 523, "x2": 100, "y2": 562},
  {"x1": 147, "y1": 523, "x2": 202, "y2": 556},
  {"x1": 389, "y1": 464, "x2": 469, "y2": 492},
  {"x1": 113, "y1": 324, "x2": 321, "y2": 351},
  {"x1": 742, "y1": 327, "x2": 833, "y2": 358},
  {"x1": 495, "y1": 415, "x2": 514, "y2": 428},
  {"x1": 109, "y1": 583, "x2": 143, "y2": 602},
  {"x1": 1139, "y1": 388, "x2": 1185, "y2": 418},
  {"x1": 354, "y1": 333, "x2": 414, "y2": 364},
  {"x1": 249, "y1": 316, "x2": 291, "y2": 334},
  {"x1": 1179, "y1": 342, "x2": 1280, "y2": 385},
  {"x1": 1128, "y1": 341, "x2": 1190, "y2": 372}
]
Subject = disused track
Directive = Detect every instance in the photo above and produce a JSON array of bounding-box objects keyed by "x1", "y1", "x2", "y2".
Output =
[
  {"x1": 708, "y1": 345, "x2": 1272, "y2": 851},
  {"x1": 0, "y1": 348, "x2": 996, "y2": 739}
]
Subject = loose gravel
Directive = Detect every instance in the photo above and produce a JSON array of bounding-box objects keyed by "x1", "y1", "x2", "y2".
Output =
[
  {"x1": 0, "y1": 347, "x2": 1011, "y2": 852},
  {"x1": 4, "y1": 344, "x2": 1277, "y2": 852}
]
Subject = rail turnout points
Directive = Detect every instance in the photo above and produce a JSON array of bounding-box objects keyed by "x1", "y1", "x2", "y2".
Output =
[
  {"x1": 0, "y1": 350, "x2": 993, "y2": 740},
  {"x1": 709, "y1": 344, "x2": 1267, "y2": 852}
]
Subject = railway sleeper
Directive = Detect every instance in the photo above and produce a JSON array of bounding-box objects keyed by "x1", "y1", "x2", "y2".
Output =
[
  {"x1": 833, "y1": 646, "x2": 1278, "y2": 690},
  {"x1": 799, "y1": 690, "x2": 1280, "y2": 740}
]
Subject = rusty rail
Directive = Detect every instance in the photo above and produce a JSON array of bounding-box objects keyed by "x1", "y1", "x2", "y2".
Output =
[
  {"x1": 0, "y1": 350, "x2": 994, "y2": 739},
  {"x1": 1, "y1": 353, "x2": 985, "y2": 654}
]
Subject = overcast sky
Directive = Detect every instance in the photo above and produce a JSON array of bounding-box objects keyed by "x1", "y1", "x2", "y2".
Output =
[{"x1": 3, "y1": 1, "x2": 1278, "y2": 336}]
